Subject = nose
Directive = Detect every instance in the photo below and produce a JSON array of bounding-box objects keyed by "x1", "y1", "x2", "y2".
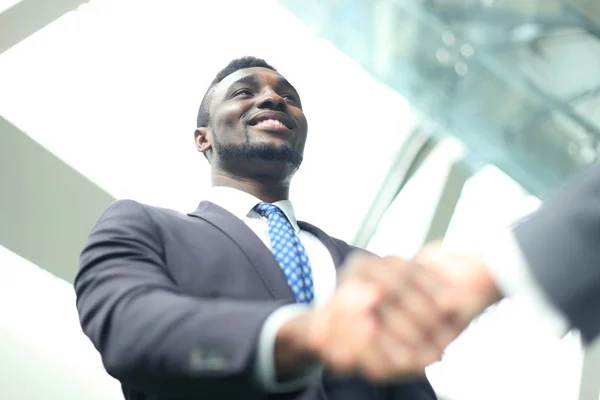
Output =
[{"x1": 256, "y1": 87, "x2": 287, "y2": 112}]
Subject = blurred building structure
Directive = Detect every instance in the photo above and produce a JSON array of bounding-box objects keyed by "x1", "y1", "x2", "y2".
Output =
[{"x1": 1, "y1": 0, "x2": 598, "y2": 399}]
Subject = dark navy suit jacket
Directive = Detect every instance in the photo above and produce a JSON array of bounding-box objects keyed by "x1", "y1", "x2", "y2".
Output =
[
  {"x1": 75, "y1": 199, "x2": 437, "y2": 400},
  {"x1": 513, "y1": 161, "x2": 600, "y2": 344}
]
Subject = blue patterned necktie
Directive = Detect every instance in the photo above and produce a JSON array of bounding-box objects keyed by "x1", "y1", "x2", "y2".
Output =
[{"x1": 254, "y1": 203, "x2": 314, "y2": 304}]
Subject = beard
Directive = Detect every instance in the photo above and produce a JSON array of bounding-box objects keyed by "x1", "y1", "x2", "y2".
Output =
[{"x1": 213, "y1": 134, "x2": 303, "y2": 169}]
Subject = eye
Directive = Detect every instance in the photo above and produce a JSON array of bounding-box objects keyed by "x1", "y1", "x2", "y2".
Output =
[
  {"x1": 233, "y1": 89, "x2": 253, "y2": 97},
  {"x1": 282, "y1": 94, "x2": 298, "y2": 103}
]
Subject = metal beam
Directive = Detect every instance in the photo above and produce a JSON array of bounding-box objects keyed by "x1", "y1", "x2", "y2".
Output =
[
  {"x1": 0, "y1": 116, "x2": 115, "y2": 282},
  {"x1": 432, "y1": 6, "x2": 583, "y2": 30},
  {"x1": 578, "y1": 337, "x2": 600, "y2": 400},
  {"x1": 422, "y1": 161, "x2": 469, "y2": 244},
  {"x1": 353, "y1": 128, "x2": 438, "y2": 248},
  {"x1": 561, "y1": 0, "x2": 600, "y2": 40},
  {"x1": 0, "y1": 0, "x2": 89, "y2": 55},
  {"x1": 519, "y1": 83, "x2": 600, "y2": 135}
]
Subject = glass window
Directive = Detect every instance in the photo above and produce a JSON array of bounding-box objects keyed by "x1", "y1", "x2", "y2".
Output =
[{"x1": 367, "y1": 139, "x2": 466, "y2": 258}]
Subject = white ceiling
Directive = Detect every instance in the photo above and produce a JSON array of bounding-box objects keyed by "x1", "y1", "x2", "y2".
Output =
[
  {"x1": 0, "y1": 244, "x2": 121, "y2": 399},
  {"x1": 0, "y1": 0, "x2": 418, "y2": 242}
]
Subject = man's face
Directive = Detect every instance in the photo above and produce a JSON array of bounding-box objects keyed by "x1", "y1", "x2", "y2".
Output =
[{"x1": 202, "y1": 67, "x2": 308, "y2": 174}]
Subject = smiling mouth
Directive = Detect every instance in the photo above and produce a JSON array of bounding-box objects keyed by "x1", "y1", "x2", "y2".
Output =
[
  {"x1": 253, "y1": 119, "x2": 289, "y2": 130},
  {"x1": 248, "y1": 111, "x2": 295, "y2": 131}
]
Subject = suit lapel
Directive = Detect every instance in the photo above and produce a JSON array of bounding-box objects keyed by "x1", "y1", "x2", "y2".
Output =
[
  {"x1": 298, "y1": 221, "x2": 346, "y2": 269},
  {"x1": 188, "y1": 201, "x2": 296, "y2": 302}
]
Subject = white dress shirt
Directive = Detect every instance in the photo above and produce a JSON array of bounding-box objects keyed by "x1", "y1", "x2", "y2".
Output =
[
  {"x1": 480, "y1": 229, "x2": 569, "y2": 336},
  {"x1": 204, "y1": 186, "x2": 336, "y2": 392}
]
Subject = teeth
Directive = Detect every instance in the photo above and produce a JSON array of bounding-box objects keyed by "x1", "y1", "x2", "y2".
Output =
[{"x1": 257, "y1": 119, "x2": 284, "y2": 126}]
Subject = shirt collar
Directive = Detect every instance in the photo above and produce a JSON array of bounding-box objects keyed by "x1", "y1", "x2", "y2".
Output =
[{"x1": 205, "y1": 186, "x2": 300, "y2": 233}]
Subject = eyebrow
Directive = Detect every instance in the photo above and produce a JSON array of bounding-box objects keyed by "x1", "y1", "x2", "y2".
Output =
[
  {"x1": 228, "y1": 74, "x2": 297, "y2": 93},
  {"x1": 225, "y1": 73, "x2": 301, "y2": 104},
  {"x1": 229, "y1": 75, "x2": 260, "y2": 89},
  {"x1": 275, "y1": 77, "x2": 299, "y2": 95}
]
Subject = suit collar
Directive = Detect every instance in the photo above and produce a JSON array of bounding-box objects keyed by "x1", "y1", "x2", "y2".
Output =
[
  {"x1": 298, "y1": 221, "x2": 345, "y2": 268},
  {"x1": 188, "y1": 202, "x2": 348, "y2": 301},
  {"x1": 205, "y1": 186, "x2": 300, "y2": 233},
  {"x1": 190, "y1": 201, "x2": 347, "y2": 268}
]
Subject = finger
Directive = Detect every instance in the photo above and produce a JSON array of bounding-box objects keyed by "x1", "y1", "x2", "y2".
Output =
[
  {"x1": 337, "y1": 279, "x2": 383, "y2": 311},
  {"x1": 412, "y1": 250, "x2": 467, "y2": 327},
  {"x1": 401, "y1": 264, "x2": 449, "y2": 329},
  {"x1": 381, "y1": 279, "x2": 441, "y2": 338},
  {"x1": 430, "y1": 324, "x2": 461, "y2": 351},
  {"x1": 342, "y1": 254, "x2": 452, "y2": 350},
  {"x1": 427, "y1": 291, "x2": 471, "y2": 350},
  {"x1": 378, "y1": 264, "x2": 459, "y2": 355},
  {"x1": 359, "y1": 329, "x2": 421, "y2": 382},
  {"x1": 414, "y1": 246, "x2": 458, "y2": 289},
  {"x1": 357, "y1": 332, "x2": 401, "y2": 382},
  {"x1": 320, "y1": 281, "x2": 381, "y2": 373},
  {"x1": 377, "y1": 303, "x2": 422, "y2": 347},
  {"x1": 326, "y1": 312, "x2": 380, "y2": 378},
  {"x1": 415, "y1": 342, "x2": 443, "y2": 367},
  {"x1": 378, "y1": 329, "x2": 415, "y2": 374},
  {"x1": 376, "y1": 307, "x2": 442, "y2": 370},
  {"x1": 338, "y1": 251, "x2": 381, "y2": 280},
  {"x1": 410, "y1": 261, "x2": 445, "y2": 297},
  {"x1": 326, "y1": 313, "x2": 379, "y2": 372},
  {"x1": 350, "y1": 256, "x2": 412, "y2": 299}
]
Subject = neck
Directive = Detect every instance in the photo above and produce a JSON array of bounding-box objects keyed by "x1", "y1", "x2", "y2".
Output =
[{"x1": 211, "y1": 171, "x2": 290, "y2": 203}]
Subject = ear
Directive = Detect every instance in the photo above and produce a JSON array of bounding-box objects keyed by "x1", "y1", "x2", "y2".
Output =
[{"x1": 195, "y1": 127, "x2": 212, "y2": 154}]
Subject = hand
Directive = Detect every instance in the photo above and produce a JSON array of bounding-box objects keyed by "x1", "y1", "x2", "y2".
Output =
[
  {"x1": 414, "y1": 242, "x2": 504, "y2": 342},
  {"x1": 305, "y1": 252, "x2": 451, "y2": 382}
]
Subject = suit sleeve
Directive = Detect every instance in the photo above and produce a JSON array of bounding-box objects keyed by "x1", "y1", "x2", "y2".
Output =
[
  {"x1": 386, "y1": 379, "x2": 438, "y2": 400},
  {"x1": 512, "y1": 163, "x2": 600, "y2": 344},
  {"x1": 75, "y1": 200, "x2": 283, "y2": 398}
]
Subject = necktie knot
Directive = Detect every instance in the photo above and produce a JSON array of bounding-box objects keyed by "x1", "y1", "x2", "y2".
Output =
[{"x1": 254, "y1": 202, "x2": 282, "y2": 219}]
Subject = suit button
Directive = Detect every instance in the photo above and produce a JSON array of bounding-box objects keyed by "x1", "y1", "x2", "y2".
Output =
[{"x1": 189, "y1": 348, "x2": 228, "y2": 371}]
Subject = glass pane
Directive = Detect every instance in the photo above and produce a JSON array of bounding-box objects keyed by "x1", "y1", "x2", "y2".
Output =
[{"x1": 367, "y1": 138, "x2": 466, "y2": 258}]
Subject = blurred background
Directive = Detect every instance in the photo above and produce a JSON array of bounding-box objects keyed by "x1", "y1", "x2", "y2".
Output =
[{"x1": 1, "y1": 0, "x2": 599, "y2": 398}]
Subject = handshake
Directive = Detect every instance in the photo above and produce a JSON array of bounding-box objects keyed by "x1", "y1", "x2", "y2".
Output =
[{"x1": 277, "y1": 244, "x2": 503, "y2": 383}]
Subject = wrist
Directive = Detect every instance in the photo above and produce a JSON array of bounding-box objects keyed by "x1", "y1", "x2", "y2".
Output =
[
  {"x1": 473, "y1": 255, "x2": 503, "y2": 307},
  {"x1": 275, "y1": 311, "x2": 320, "y2": 380}
]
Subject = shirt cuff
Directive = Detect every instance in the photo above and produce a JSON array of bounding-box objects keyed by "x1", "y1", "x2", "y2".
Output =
[
  {"x1": 479, "y1": 228, "x2": 570, "y2": 337},
  {"x1": 254, "y1": 304, "x2": 323, "y2": 392}
]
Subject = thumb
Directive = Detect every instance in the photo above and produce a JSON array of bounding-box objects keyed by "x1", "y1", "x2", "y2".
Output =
[
  {"x1": 414, "y1": 241, "x2": 455, "y2": 285},
  {"x1": 417, "y1": 240, "x2": 444, "y2": 259}
]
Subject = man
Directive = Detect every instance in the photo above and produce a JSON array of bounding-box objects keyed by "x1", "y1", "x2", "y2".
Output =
[
  {"x1": 75, "y1": 56, "x2": 441, "y2": 400},
  {"x1": 380, "y1": 160, "x2": 600, "y2": 360}
]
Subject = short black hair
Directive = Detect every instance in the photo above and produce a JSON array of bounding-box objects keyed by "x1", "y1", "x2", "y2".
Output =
[{"x1": 196, "y1": 56, "x2": 277, "y2": 128}]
